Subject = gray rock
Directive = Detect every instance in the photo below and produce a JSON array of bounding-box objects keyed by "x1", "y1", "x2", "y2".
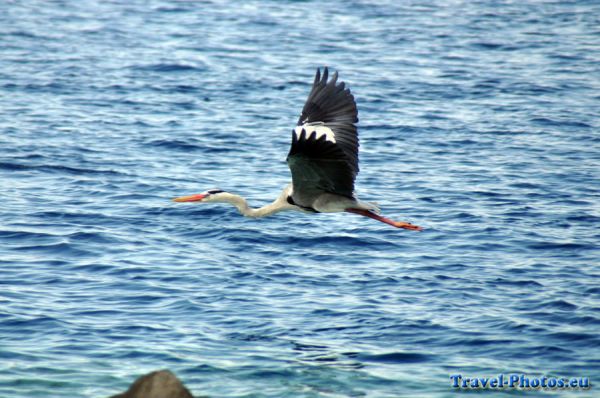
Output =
[{"x1": 110, "y1": 370, "x2": 194, "y2": 398}]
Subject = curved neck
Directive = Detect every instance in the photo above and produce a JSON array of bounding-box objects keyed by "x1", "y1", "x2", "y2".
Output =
[{"x1": 220, "y1": 190, "x2": 295, "y2": 218}]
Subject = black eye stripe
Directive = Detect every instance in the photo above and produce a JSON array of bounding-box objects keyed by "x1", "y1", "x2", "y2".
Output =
[{"x1": 207, "y1": 189, "x2": 224, "y2": 194}]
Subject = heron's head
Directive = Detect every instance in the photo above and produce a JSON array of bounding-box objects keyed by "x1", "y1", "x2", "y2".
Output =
[{"x1": 172, "y1": 189, "x2": 227, "y2": 203}]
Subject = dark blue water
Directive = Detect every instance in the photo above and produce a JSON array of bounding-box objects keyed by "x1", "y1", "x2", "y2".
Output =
[{"x1": 1, "y1": 1, "x2": 599, "y2": 397}]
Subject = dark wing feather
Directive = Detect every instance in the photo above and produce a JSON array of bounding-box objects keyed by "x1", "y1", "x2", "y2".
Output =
[{"x1": 286, "y1": 67, "x2": 359, "y2": 206}]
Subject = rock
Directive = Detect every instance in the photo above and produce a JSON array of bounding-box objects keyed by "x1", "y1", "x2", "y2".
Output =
[{"x1": 110, "y1": 370, "x2": 194, "y2": 398}]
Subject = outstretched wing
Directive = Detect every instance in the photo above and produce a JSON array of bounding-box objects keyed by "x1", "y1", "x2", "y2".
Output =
[{"x1": 286, "y1": 67, "x2": 359, "y2": 207}]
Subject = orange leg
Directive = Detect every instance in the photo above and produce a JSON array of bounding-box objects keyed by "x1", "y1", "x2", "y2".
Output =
[{"x1": 346, "y1": 208, "x2": 423, "y2": 231}]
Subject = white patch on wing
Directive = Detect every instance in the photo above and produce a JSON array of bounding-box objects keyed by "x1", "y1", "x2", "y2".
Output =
[{"x1": 294, "y1": 123, "x2": 336, "y2": 143}]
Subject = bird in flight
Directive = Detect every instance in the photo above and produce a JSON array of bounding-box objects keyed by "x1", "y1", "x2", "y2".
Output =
[{"x1": 173, "y1": 67, "x2": 422, "y2": 230}]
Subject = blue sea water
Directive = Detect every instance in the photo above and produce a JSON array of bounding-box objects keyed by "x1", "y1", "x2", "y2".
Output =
[{"x1": 1, "y1": 0, "x2": 599, "y2": 397}]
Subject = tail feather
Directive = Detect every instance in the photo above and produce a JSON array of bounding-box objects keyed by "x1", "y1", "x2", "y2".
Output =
[{"x1": 357, "y1": 200, "x2": 380, "y2": 214}]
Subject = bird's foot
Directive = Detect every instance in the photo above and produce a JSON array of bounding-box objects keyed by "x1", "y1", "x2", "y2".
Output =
[
  {"x1": 392, "y1": 221, "x2": 423, "y2": 231},
  {"x1": 346, "y1": 208, "x2": 423, "y2": 231}
]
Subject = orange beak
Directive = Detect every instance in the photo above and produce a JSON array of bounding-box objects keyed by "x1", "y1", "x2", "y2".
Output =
[{"x1": 172, "y1": 193, "x2": 207, "y2": 203}]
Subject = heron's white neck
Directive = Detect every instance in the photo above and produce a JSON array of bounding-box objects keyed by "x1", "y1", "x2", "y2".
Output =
[{"x1": 217, "y1": 186, "x2": 297, "y2": 218}]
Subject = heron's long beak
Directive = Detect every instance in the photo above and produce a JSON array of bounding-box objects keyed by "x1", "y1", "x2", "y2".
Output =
[{"x1": 172, "y1": 193, "x2": 207, "y2": 202}]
